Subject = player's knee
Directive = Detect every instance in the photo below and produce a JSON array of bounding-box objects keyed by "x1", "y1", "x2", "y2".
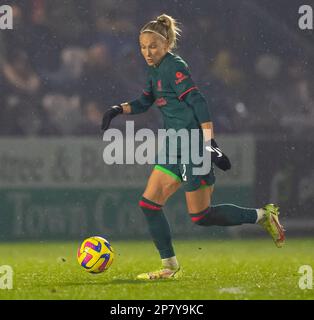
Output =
[{"x1": 162, "y1": 180, "x2": 178, "y2": 195}]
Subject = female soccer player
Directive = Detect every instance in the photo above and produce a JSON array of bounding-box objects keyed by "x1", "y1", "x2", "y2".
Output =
[{"x1": 101, "y1": 14, "x2": 285, "y2": 280}]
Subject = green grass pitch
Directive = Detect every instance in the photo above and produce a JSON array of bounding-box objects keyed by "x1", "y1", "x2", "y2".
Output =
[{"x1": 0, "y1": 239, "x2": 313, "y2": 300}]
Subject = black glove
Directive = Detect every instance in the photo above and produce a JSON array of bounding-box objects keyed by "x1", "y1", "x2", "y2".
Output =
[
  {"x1": 205, "y1": 139, "x2": 231, "y2": 171},
  {"x1": 101, "y1": 105, "x2": 123, "y2": 131}
]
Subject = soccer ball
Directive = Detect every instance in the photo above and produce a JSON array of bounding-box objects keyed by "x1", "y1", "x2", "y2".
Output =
[{"x1": 77, "y1": 236, "x2": 114, "y2": 273}]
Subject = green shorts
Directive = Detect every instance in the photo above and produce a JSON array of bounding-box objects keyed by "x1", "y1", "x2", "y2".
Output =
[{"x1": 154, "y1": 163, "x2": 215, "y2": 192}]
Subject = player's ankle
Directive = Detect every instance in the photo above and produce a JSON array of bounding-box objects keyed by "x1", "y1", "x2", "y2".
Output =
[
  {"x1": 256, "y1": 208, "x2": 266, "y2": 223},
  {"x1": 161, "y1": 256, "x2": 179, "y2": 270}
]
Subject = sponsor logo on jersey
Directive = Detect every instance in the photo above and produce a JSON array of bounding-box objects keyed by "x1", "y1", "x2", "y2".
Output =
[
  {"x1": 175, "y1": 71, "x2": 189, "y2": 84},
  {"x1": 155, "y1": 97, "x2": 167, "y2": 107}
]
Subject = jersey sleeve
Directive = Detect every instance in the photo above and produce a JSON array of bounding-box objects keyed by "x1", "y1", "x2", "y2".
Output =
[
  {"x1": 169, "y1": 62, "x2": 212, "y2": 124},
  {"x1": 168, "y1": 62, "x2": 197, "y2": 100},
  {"x1": 129, "y1": 73, "x2": 154, "y2": 114}
]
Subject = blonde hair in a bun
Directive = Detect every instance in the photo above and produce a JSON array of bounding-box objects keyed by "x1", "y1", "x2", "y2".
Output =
[{"x1": 140, "y1": 13, "x2": 181, "y2": 50}]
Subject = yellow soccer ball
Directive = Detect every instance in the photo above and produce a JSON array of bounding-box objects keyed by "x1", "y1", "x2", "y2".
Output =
[{"x1": 77, "y1": 236, "x2": 114, "y2": 273}]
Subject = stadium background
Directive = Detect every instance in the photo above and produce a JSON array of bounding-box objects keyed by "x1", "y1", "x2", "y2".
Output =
[{"x1": 0, "y1": 0, "x2": 313, "y2": 241}]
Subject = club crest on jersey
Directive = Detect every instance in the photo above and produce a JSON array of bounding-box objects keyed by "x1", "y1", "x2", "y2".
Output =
[
  {"x1": 155, "y1": 97, "x2": 167, "y2": 107},
  {"x1": 157, "y1": 80, "x2": 162, "y2": 91},
  {"x1": 175, "y1": 71, "x2": 189, "y2": 84}
]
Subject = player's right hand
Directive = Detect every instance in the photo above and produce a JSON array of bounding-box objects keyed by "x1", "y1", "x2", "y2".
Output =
[
  {"x1": 101, "y1": 105, "x2": 123, "y2": 131},
  {"x1": 205, "y1": 139, "x2": 231, "y2": 171}
]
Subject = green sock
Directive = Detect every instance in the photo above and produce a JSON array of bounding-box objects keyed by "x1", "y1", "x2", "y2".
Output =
[
  {"x1": 191, "y1": 204, "x2": 257, "y2": 226},
  {"x1": 139, "y1": 197, "x2": 175, "y2": 259}
]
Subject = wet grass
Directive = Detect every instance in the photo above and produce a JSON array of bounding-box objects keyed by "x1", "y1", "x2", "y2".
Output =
[{"x1": 0, "y1": 239, "x2": 313, "y2": 300}]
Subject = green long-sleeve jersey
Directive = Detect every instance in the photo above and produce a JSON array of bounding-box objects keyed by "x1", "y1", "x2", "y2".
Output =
[{"x1": 129, "y1": 52, "x2": 211, "y2": 131}]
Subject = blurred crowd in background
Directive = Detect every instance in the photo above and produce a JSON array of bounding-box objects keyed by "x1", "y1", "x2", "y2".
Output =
[{"x1": 0, "y1": 0, "x2": 313, "y2": 136}]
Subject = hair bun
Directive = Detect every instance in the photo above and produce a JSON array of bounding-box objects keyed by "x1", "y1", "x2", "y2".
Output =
[{"x1": 156, "y1": 14, "x2": 171, "y2": 28}]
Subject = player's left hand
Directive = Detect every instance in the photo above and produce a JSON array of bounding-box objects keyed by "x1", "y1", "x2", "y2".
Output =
[
  {"x1": 101, "y1": 105, "x2": 123, "y2": 131},
  {"x1": 205, "y1": 139, "x2": 231, "y2": 171}
]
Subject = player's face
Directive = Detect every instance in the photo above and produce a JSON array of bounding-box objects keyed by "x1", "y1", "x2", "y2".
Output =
[{"x1": 139, "y1": 32, "x2": 169, "y2": 66}]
